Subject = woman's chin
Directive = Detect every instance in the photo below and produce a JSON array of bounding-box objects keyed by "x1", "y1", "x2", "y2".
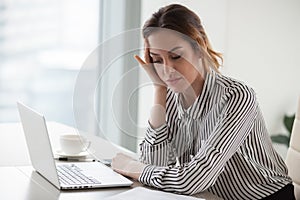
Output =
[{"x1": 168, "y1": 85, "x2": 187, "y2": 93}]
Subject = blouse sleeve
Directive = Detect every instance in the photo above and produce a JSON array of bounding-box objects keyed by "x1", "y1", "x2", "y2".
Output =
[
  {"x1": 139, "y1": 122, "x2": 174, "y2": 166},
  {"x1": 138, "y1": 84, "x2": 258, "y2": 195},
  {"x1": 139, "y1": 90, "x2": 178, "y2": 167}
]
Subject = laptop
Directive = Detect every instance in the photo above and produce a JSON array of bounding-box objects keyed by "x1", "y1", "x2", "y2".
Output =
[{"x1": 17, "y1": 102, "x2": 133, "y2": 190}]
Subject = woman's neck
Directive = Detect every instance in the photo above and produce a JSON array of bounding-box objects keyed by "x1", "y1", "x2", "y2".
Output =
[{"x1": 181, "y1": 73, "x2": 205, "y2": 109}]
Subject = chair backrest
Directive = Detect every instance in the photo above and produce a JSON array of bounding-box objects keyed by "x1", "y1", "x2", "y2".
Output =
[
  {"x1": 290, "y1": 97, "x2": 300, "y2": 152},
  {"x1": 285, "y1": 96, "x2": 300, "y2": 199},
  {"x1": 297, "y1": 97, "x2": 300, "y2": 120}
]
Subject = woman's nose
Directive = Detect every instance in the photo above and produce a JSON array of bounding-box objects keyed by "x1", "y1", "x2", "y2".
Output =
[{"x1": 163, "y1": 61, "x2": 176, "y2": 74}]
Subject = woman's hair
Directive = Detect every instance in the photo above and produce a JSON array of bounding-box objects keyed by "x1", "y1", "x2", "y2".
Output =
[{"x1": 143, "y1": 4, "x2": 223, "y2": 71}]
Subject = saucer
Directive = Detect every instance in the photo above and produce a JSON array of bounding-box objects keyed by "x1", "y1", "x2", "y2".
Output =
[{"x1": 55, "y1": 150, "x2": 94, "y2": 158}]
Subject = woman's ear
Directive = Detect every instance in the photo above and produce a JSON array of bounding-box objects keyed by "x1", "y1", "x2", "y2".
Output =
[{"x1": 195, "y1": 45, "x2": 204, "y2": 59}]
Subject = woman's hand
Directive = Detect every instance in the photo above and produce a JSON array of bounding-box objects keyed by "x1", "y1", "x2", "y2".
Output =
[
  {"x1": 134, "y1": 40, "x2": 166, "y2": 88},
  {"x1": 135, "y1": 40, "x2": 167, "y2": 129},
  {"x1": 111, "y1": 153, "x2": 146, "y2": 180}
]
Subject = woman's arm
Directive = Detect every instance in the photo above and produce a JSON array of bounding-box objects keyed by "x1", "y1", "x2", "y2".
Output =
[
  {"x1": 134, "y1": 42, "x2": 177, "y2": 166},
  {"x1": 149, "y1": 86, "x2": 167, "y2": 129},
  {"x1": 112, "y1": 48, "x2": 177, "y2": 177},
  {"x1": 139, "y1": 85, "x2": 257, "y2": 195},
  {"x1": 134, "y1": 41, "x2": 167, "y2": 129},
  {"x1": 139, "y1": 88, "x2": 178, "y2": 167}
]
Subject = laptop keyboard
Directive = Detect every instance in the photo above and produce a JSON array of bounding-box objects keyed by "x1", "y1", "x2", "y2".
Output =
[{"x1": 57, "y1": 164, "x2": 101, "y2": 185}]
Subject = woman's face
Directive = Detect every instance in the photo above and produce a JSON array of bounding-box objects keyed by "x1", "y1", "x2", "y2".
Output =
[{"x1": 148, "y1": 29, "x2": 203, "y2": 93}]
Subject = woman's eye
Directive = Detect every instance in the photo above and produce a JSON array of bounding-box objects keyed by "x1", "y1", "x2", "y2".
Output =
[
  {"x1": 153, "y1": 59, "x2": 162, "y2": 64},
  {"x1": 171, "y1": 53, "x2": 182, "y2": 60},
  {"x1": 172, "y1": 55, "x2": 181, "y2": 60}
]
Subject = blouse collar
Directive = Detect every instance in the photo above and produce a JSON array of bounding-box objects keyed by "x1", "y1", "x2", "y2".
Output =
[{"x1": 176, "y1": 70, "x2": 216, "y2": 120}]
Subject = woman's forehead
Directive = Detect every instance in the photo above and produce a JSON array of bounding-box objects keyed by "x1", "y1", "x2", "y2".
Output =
[{"x1": 147, "y1": 29, "x2": 190, "y2": 52}]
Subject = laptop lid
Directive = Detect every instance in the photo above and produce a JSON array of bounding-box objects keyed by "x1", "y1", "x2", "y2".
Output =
[
  {"x1": 17, "y1": 102, "x2": 133, "y2": 190},
  {"x1": 17, "y1": 102, "x2": 60, "y2": 189}
]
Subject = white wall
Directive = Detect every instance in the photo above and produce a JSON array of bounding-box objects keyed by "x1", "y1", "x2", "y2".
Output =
[
  {"x1": 138, "y1": 0, "x2": 300, "y2": 156},
  {"x1": 224, "y1": 0, "x2": 300, "y2": 134}
]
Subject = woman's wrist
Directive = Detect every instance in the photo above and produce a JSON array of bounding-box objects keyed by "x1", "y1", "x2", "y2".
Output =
[
  {"x1": 150, "y1": 86, "x2": 167, "y2": 128},
  {"x1": 111, "y1": 153, "x2": 146, "y2": 181},
  {"x1": 153, "y1": 86, "x2": 167, "y2": 106},
  {"x1": 154, "y1": 85, "x2": 167, "y2": 92},
  {"x1": 149, "y1": 105, "x2": 166, "y2": 129}
]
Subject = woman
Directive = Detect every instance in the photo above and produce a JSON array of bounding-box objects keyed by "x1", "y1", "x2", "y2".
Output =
[{"x1": 111, "y1": 4, "x2": 295, "y2": 200}]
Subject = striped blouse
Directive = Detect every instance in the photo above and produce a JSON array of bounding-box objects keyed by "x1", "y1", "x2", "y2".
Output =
[{"x1": 138, "y1": 70, "x2": 292, "y2": 200}]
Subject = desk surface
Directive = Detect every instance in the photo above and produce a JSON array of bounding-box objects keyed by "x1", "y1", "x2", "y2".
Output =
[
  {"x1": 0, "y1": 166, "x2": 130, "y2": 200},
  {"x1": 0, "y1": 166, "x2": 223, "y2": 200},
  {"x1": 0, "y1": 121, "x2": 137, "y2": 166},
  {"x1": 0, "y1": 122, "x2": 223, "y2": 200}
]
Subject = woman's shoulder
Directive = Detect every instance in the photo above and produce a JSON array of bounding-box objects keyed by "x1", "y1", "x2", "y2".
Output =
[
  {"x1": 214, "y1": 73, "x2": 257, "y2": 105},
  {"x1": 216, "y1": 73, "x2": 255, "y2": 94}
]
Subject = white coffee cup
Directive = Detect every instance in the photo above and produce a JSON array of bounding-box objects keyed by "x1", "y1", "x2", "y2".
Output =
[{"x1": 59, "y1": 134, "x2": 91, "y2": 155}]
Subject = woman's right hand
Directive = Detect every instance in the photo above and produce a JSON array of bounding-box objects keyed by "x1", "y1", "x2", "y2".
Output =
[
  {"x1": 134, "y1": 41, "x2": 166, "y2": 88},
  {"x1": 135, "y1": 40, "x2": 167, "y2": 129}
]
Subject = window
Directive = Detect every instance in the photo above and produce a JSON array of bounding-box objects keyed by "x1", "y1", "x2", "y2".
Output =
[
  {"x1": 74, "y1": 0, "x2": 141, "y2": 152},
  {"x1": 0, "y1": 0, "x2": 142, "y2": 152},
  {"x1": 0, "y1": 0, "x2": 99, "y2": 126}
]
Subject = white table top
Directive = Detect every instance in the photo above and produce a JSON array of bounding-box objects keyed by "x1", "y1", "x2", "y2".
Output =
[
  {"x1": 0, "y1": 122, "x2": 223, "y2": 200},
  {"x1": 0, "y1": 121, "x2": 137, "y2": 166}
]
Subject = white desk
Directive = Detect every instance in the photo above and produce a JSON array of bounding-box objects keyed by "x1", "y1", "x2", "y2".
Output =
[
  {"x1": 0, "y1": 166, "x2": 131, "y2": 200},
  {"x1": 0, "y1": 121, "x2": 137, "y2": 166},
  {"x1": 0, "y1": 122, "x2": 223, "y2": 200}
]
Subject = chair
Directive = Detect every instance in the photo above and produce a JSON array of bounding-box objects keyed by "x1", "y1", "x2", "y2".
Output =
[{"x1": 285, "y1": 96, "x2": 300, "y2": 199}]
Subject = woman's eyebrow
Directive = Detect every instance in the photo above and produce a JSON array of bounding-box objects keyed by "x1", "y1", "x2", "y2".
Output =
[
  {"x1": 169, "y1": 46, "x2": 183, "y2": 53},
  {"x1": 149, "y1": 52, "x2": 159, "y2": 56},
  {"x1": 150, "y1": 46, "x2": 183, "y2": 56}
]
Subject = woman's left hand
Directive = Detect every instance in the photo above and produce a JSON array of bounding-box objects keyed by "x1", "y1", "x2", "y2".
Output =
[{"x1": 111, "y1": 153, "x2": 146, "y2": 180}]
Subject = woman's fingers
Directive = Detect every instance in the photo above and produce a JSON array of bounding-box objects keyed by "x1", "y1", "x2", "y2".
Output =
[
  {"x1": 134, "y1": 55, "x2": 150, "y2": 73},
  {"x1": 134, "y1": 39, "x2": 167, "y2": 88},
  {"x1": 134, "y1": 54, "x2": 154, "y2": 73},
  {"x1": 134, "y1": 54, "x2": 166, "y2": 87},
  {"x1": 144, "y1": 40, "x2": 152, "y2": 63},
  {"x1": 134, "y1": 55, "x2": 156, "y2": 75},
  {"x1": 134, "y1": 55, "x2": 146, "y2": 65}
]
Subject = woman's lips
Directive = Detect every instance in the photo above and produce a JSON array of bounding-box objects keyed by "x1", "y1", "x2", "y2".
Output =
[{"x1": 166, "y1": 77, "x2": 182, "y2": 85}]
